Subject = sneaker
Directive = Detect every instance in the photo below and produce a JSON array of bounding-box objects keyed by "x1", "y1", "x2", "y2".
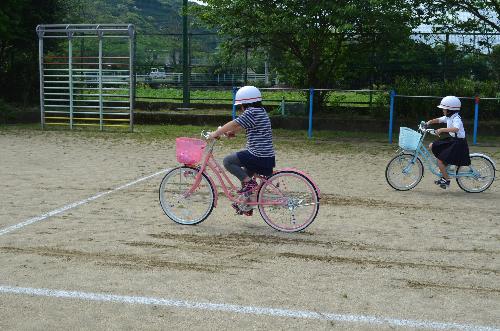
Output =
[
  {"x1": 434, "y1": 177, "x2": 451, "y2": 190},
  {"x1": 231, "y1": 203, "x2": 243, "y2": 215},
  {"x1": 237, "y1": 179, "x2": 258, "y2": 196},
  {"x1": 231, "y1": 203, "x2": 253, "y2": 216}
]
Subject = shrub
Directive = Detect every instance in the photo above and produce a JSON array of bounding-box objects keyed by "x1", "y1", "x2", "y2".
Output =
[{"x1": 392, "y1": 77, "x2": 500, "y2": 121}]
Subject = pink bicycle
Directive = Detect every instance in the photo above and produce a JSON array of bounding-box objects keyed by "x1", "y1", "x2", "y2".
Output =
[{"x1": 159, "y1": 132, "x2": 321, "y2": 232}]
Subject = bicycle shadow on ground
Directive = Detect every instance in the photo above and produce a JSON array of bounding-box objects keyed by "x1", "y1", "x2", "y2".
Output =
[{"x1": 409, "y1": 187, "x2": 498, "y2": 201}]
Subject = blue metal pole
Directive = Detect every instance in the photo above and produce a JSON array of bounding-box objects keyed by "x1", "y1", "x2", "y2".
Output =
[
  {"x1": 473, "y1": 96, "x2": 479, "y2": 145},
  {"x1": 308, "y1": 87, "x2": 314, "y2": 138},
  {"x1": 389, "y1": 89, "x2": 396, "y2": 144},
  {"x1": 232, "y1": 87, "x2": 237, "y2": 120}
]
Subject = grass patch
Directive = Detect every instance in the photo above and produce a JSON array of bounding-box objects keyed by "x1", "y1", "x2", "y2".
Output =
[{"x1": 135, "y1": 87, "x2": 385, "y2": 107}]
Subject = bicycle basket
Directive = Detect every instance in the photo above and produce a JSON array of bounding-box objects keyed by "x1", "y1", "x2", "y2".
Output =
[
  {"x1": 176, "y1": 137, "x2": 207, "y2": 164},
  {"x1": 398, "y1": 127, "x2": 422, "y2": 150}
]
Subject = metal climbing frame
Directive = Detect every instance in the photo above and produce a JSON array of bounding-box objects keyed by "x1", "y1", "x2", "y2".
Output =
[{"x1": 36, "y1": 24, "x2": 135, "y2": 131}]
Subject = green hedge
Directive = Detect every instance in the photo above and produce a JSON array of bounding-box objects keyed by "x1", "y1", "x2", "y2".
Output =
[{"x1": 392, "y1": 77, "x2": 500, "y2": 121}]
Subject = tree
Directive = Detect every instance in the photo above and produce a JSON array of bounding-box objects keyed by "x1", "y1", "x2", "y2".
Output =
[
  {"x1": 0, "y1": 0, "x2": 62, "y2": 104},
  {"x1": 416, "y1": 0, "x2": 500, "y2": 33},
  {"x1": 491, "y1": 44, "x2": 500, "y2": 80},
  {"x1": 197, "y1": 0, "x2": 417, "y2": 109}
]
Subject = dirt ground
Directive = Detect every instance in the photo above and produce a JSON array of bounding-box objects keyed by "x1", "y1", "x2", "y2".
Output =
[{"x1": 0, "y1": 128, "x2": 499, "y2": 330}]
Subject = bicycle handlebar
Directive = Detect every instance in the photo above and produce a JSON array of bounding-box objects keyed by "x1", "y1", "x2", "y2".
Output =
[
  {"x1": 419, "y1": 121, "x2": 438, "y2": 136},
  {"x1": 201, "y1": 127, "x2": 235, "y2": 141},
  {"x1": 201, "y1": 130, "x2": 211, "y2": 140}
]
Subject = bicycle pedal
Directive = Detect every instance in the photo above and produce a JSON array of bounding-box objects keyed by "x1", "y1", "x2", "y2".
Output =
[
  {"x1": 231, "y1": 203, "x2": 244, "y2": 215},
  {"x1": 242, "y1": 209, "x2": 253, "y2": 216},
  {"x1": 231, "y1": 202, "x2": 253, "y2": 216}
]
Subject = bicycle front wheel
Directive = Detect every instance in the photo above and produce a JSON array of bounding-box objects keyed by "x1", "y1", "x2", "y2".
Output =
[
  {"x1": 159, "y1": 166, "x2": 215, "y2": 225},
  {"x1": 456, "y1": 155, "x2": 496, "y2": 193},
  {"x1": 257, "y1": 171, "x2": 319, "y2": 232},
  {"x1": 385, "y1": 153, "x2": 424, "y2": 191}
]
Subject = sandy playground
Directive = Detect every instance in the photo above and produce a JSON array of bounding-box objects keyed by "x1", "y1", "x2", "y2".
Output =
[{"x1": 0, "y1": 128, "x2": 499, "y2": 330}]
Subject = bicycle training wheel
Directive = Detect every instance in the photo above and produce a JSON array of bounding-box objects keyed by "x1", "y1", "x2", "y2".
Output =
[
  {"x1": 257, "y1": 170, "x2": 319, "y2": 232},
  {"x1": 456, "y1": 155, "x2": 496, "y2": 193},
  {"x1": 159, "y1": 166, "x2": 215, "y2": 225},
  {"x1": 385, "y1": 153, "x2": 424, "y2": 191}
]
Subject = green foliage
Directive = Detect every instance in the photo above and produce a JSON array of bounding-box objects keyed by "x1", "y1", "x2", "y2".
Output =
[
  {"x1": 0, "y1": 0, "x2": 61, "y2": 104},
  {"x1": 0, "y1": 99, "x2": 16, "y2": 124},
  {"x1": 0, "y1": 0, "x2": 498, "y2": 110},
  {"x1": 394, "y1": 76, "x2": 499, "y2": 97},
  {"x1": 198, "y1": 0, "x2": 416, "y2": 89},
  {"x1": 491, "y1": 45, "x2": 500, "y2": 81},
  {"x1": 393, "y1": 77, "x2": 500, "y2": 120},
  {"x1": 197, "y1": 0, "x2": 417, "y2": 110},
  {"x1": 416, "y1": 0, "x2": 500, "y2": 33}
]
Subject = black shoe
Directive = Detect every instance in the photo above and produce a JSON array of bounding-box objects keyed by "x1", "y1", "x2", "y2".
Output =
[{"x1": 434, "y1": 177, "x2": 450, "y2": 190}]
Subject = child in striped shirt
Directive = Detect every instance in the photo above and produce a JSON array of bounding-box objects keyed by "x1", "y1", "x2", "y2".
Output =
[{"x1": 209, "y1": 86, "x2": 275, "y2": 215}]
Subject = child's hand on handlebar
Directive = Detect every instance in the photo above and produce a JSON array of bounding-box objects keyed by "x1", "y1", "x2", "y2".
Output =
[
  {"x1": 208, "y1": 131, "x2": 220, "y2": 140},
  {"x1": 225, "y1": 131, "x2": 236, "y2": 138},
  {"x1": 207, "y1": 126, "x2": 236, "y2": 140}
]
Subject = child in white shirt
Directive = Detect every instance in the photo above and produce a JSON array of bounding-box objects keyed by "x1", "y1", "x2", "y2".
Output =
[{"x1": 426, "y1": 96, "x2": 471, "y2": 189}]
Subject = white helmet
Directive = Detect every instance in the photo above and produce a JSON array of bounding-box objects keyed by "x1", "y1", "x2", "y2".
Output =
[
  {"x1": 234, "y1": 86, "x2": 262, "y2": 105},
  {"x1": 437, "y1": 96, "x2": 461, "y2": 110}
]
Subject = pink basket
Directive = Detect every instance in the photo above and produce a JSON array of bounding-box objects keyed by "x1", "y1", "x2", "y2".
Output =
[{"x1": 176, "y1": 137, "x2": 207, "y2": 164}]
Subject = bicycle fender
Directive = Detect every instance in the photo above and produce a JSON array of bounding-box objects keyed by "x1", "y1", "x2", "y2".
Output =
[
  {"x1": 274, "y1": 168, "x2": 321, "y2": 198},
  {"x1": 470, "y1": 153, "x2": 497, "y2": 170}
]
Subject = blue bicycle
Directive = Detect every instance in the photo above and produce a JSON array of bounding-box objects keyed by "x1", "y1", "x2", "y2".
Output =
[{"x1": 385, "y1": 122, "x2": 496, "y2": 193}]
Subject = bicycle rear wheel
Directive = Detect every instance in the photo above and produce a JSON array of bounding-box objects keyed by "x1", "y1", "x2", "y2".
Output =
[
  {"x1": 385, "y1": 153, "x2": 424, "y2": 191},
  {"x1": 257, "y1": 170, "x2": 319, "y2": 232},
  {"x1": 456, "y1": 155, "x2": 496, "y2": 193},
  {"x1": 159, "y1": 166, "x2": 215, "y2": 225}
]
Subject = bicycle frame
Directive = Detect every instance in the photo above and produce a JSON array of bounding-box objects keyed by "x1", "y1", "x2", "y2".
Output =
[
  {"x1": 403, "y1": 130, "x2": 477, "y2": 179},
  {"x1": 184, "y1": 139, "x2": 289, "y2": 208}
]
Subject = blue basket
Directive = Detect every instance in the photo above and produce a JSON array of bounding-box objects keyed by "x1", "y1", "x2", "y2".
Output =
[{"x1": 398, "y1": 127, "x2": 422, "y2": 150}]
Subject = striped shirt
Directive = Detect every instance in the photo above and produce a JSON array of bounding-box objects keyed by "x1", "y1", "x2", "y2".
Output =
[{"x1": 235, "y1": 107, "x2": 275, "y2": 158}]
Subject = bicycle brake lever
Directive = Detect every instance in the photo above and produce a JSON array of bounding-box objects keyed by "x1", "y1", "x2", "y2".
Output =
[
  {"x1": 201, "y1": 130, "x2": 211, "y2": 140},
  {"x1": 419, "y1": 121, "x2": 428, "y2": 131}
]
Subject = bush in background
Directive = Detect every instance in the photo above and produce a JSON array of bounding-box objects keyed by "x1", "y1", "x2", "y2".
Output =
[{"x1": 392, "y1": 77, "x2": 500, "y2": 121}]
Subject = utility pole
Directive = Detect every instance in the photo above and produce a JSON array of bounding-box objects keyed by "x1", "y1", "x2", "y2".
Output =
[{"x1": 182, "y1": 0, "x2": 190, "y2": 107}]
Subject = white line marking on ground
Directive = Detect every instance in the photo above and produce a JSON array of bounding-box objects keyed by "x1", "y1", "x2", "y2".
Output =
[
  {"x1": 0, "y1": 169, "x2": 169, "y2": 236},
  {"x1": 0, "y1": 285, "x2": 497, "y2": 331}
]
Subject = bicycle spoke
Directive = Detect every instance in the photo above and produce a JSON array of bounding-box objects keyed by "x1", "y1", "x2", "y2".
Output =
[
  {"x1": 159, "y1": 167, "x2": 215, "y2": 225},
  {"x1": 258, "y1": 171, "x2": 319, "y2": 232},
  {"x1": 456, "y1": 156, "x2": 495, "y2": 193},
  {"x1": 386, "y1": 153, "x2": 423, "y2": 191}
]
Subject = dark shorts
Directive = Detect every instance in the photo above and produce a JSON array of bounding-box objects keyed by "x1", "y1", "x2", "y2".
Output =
[
  {"x1": 236, "y1": 150, "x2": 276, "y2": 177},
  {"x1": 432, "y1": 137, "x2": 471, "y2": 166}
]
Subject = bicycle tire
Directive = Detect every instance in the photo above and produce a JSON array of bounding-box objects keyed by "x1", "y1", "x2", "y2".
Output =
[
  {"x1": 456, "y1": 155, "x2": 496, "y2": 193},
  {"x1": 257, "y1": 170, "x2": 319, "y2": 232},
  {"x1": 159, "y1": 166, "x2": 215, "y2": 225},
  {"x1": 385, "y1": 153, "x2": 424, "y2": 191}
]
